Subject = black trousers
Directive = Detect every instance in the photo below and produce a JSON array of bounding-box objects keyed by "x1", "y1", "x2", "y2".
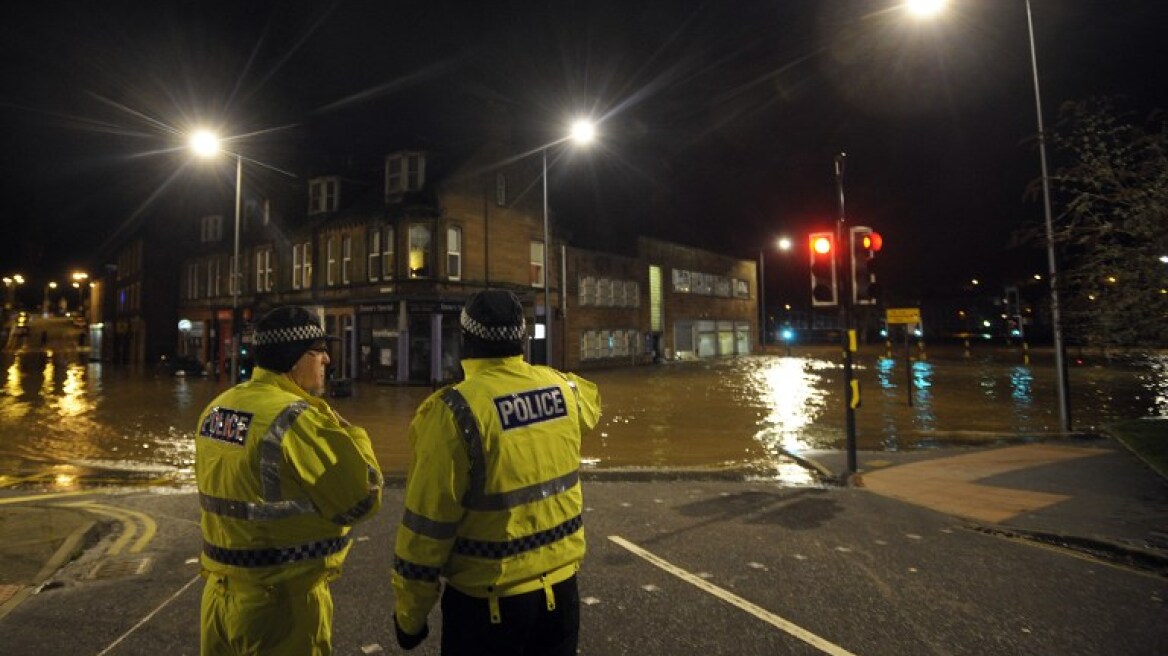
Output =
[{"x1": 440, "y1": 576, "x2": 580, "y2": 656}]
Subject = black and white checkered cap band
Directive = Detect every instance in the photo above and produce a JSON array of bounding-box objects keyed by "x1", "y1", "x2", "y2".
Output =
[
  {"x1": 460, "y1": 309, "x2": 526, "y2": 342},
  {"x1": 253, "y1": 324, "x2": 328, "y2": 346}
]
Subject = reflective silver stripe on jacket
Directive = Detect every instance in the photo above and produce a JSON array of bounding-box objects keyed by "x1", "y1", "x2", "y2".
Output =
[
  {"x1": 199, "y1": 493, "x2": 316, "y2": 520},
  {"x1": 440, "y1": 387, "x2": 580, "y2": 511},
  {"x1": 261, "y1": 401, "x2": 310, "y2": 500},
  {"x1": 441, "y1": 388, "x2": 487, "y2": 505},
  {"x1": 401, "y1": 508, "x2": 461, "y2": 540}
]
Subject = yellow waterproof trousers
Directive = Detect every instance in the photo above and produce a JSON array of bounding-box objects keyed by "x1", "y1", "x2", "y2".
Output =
[{"x1": 200, "y1": 572, "x2": 333, "y2": 656}]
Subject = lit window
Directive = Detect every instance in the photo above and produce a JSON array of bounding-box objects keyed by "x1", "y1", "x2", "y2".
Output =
[
  {"x1": 408, "y1": 224, "x2": 431, "y2": 279},
  {"x1": 383, "y1": 226, "x2": 395, "y2": 280}
]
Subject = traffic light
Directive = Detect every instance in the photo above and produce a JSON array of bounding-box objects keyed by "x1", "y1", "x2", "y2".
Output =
[
  {"x1": 808, "y1": 232, "x2": 837, "y2": 306},
  {"x1": 850, "y1": 226, "x2": 882, "y2": 304}
]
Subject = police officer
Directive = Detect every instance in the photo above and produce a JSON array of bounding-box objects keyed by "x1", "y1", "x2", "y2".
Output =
[
  {"x1": 392, "y1": 290, "x2": 602, "y2": 655},
  {"x1": 195, "y1": 306, "x2": 383, "y2": 656}
]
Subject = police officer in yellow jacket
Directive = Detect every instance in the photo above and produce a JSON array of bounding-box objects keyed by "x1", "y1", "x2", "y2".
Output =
[
  {"x1": 392, "y1": 290, "x2": 601, "y2": 655},
  {"x1": 196, "y1": 306, "x2": 383, "y2": 656}
]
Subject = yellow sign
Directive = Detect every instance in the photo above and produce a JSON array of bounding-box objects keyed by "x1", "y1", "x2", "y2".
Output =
[{"x1": 886, "y1": 307, "x2": 921, "y2": 324}]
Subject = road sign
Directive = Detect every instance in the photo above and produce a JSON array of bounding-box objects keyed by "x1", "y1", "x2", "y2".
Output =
[{"x1": 886, "y1": 307, "x2": 921, "y2": 324}]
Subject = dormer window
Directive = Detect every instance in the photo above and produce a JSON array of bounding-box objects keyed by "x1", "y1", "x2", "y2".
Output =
[
  {"x1": 309, "y1": 177, "x2": 340, "y2": 214},
  {"x1": 385, "y1": 152, "x2": 425, "y2": 197}
]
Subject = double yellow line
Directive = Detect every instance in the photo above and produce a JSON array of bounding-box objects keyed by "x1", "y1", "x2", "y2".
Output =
[{"x1": 58, "y1": 501, "x2": 158, "y2": 555}]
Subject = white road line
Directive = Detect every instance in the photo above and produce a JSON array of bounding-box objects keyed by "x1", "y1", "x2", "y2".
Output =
[
  {"x1": 608, "y1": 535, "x2": 859, "y2": 656},
  {"x1": 95, "y1": 574, "x2": 201, "y2": 656}
]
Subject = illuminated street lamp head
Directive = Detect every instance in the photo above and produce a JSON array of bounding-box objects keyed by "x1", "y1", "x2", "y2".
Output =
[
  {"x1": 905, "y1": 0, "x2": 947, "y2": 18},
  {"x1": 189, "y1": 129, "x2": 222, "y2": 158},
  {"x1": 569, "y1": 119, "x2": 596, "y2": 145},
  {"x1": 777, "y1": 237, "x2": 792, "y2": 251}
]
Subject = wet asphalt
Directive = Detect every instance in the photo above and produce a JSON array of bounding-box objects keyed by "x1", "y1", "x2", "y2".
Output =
[{"x1": 1, "y1": 436, "x2": 1167, "y2": 655}]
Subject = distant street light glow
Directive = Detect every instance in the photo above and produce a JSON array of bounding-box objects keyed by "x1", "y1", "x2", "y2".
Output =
[
  {"x1": 777, "y1": 237, "x2": 792, "y2": 251},
  {"x1": 569, "y1": 120, "x2": 595, "y2": 145},
  {"x1": 190, "y1": 130, "x2": 221, "y2": 158},
  {"x1": 905, "y1": 0, "x2": 947, "y2": 18}
]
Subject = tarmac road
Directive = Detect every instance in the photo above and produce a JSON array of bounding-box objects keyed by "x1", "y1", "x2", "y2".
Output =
[{"x1": 1, "y1": 437, "x2": 1166, "y2": 655}]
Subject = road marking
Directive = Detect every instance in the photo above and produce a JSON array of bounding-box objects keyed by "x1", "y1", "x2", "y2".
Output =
[
  {"x1": 608, "y1": 535, "x2": 858, "y2": 656},
  {"x1": 61, "y1": 502, "x2": 158, "y2": 554},
  {"x1": 0, "y1": 490, "x2": 94, "y2": 504},
  {"x1": 95, "y1": 575, "x2": 201, "y2": 656}
]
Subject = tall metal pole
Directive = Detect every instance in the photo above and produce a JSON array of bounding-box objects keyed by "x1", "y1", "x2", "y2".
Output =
[
  {"x1": 1025, "y1": 0, "x2": 1070, "y2": 432},
  {"x1": 230, "y1": 153, "x2": 242, "y2": 384},
  {"x1": 835, "y1": 153, "x2": 857, "y2": 475},
  {"x1": 542, "y1": 147, "x2": 553, "y2": 367}
]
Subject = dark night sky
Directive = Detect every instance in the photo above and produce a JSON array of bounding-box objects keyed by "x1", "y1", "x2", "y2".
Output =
[{"x1": 2, "y1": 0, "x2": 1166, "y2": 308}]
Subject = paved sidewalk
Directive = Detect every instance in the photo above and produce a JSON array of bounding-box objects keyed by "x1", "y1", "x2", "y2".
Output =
[{"x1": 801, "y1": 437, "x2": 1168, "y2": 569}]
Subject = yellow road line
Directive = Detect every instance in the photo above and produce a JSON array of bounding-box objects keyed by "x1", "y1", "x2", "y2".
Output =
[
  {"x1": 60, "y1": 503, "x2": 157, "y2": 554},
  {"x1": 0, "y1": 490, "x2": 95, "y2": 505},
  {"x1": 609, "y1": 535, "x2": 859, "y2": 656}
]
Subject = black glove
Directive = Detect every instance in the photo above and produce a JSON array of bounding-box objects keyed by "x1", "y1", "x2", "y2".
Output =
[{"x1": 394, "y1": 614, "x2": 429, "y2": 651}]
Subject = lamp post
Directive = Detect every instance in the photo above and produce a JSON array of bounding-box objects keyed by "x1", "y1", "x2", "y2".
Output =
[
  {"x1": 190, "y1": 130, "x2": 244, "y2": 384},
  {"x1": 540, "y1": 119, "x2": 596, "y2": 367},
  {"x1": 3, "y1": 274, "x2": 23, "y2": 310},
  {"x1": 905, "y1": 0, "x2": 1070, "y2": 431},
  {"x1": 759, "y1": 237, "x2": 793, "y2": 347},
  {"x1": 43, "y1": 281, "x2": 58, "y2": 317}
]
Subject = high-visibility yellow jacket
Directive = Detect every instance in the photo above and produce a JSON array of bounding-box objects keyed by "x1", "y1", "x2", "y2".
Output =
[
  {"x1": 392, "y1": 356, "x2": 601, "y2": 632},
  {"x1": 196, "y1": 367, "x2": 383, "y2": 587}
]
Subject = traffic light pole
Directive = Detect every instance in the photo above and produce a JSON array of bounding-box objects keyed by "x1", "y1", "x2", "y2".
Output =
[{"x1": 834, "y1": 153, "x2": 858, "y2": 477}]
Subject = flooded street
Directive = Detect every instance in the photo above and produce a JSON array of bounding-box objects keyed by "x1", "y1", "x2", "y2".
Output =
[{"x1": 0, "y1": 345, "x2": 1164, "y2": 491}]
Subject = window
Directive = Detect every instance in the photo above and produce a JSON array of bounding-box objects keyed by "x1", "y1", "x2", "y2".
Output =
[
  {"x1": 672, "y1": 269, "x2": 691, "y2": 293},
  {"x1": 530, "y1": 241, "x2": 545, "y2": 287},
  {"x1": 187, "y1": 263, "x2": 200, "y2": 299},
  {"x1": 383, "y1": 226, "x2": 395, "y2": 280},
  {"x1": 255, "y1": 249, "x2": 273, "y2": 292},
  {"x1": 446, "y1": 227, "x2": 462, "y2": 281},
  {"x1": 408, "y1": 224, "x2": 431, "y2": 278},
  {"x1": 386, "y1": 152, "x2": 426, "y2": 196},
  {"x1": 292, "y1": 242, "x2": 312, "y2": 290},
  {"x1": 626, "y1": 281, "x2": 640, "y2": 307},
  {"x1": 579, "y1": 276, "x2": 595, "y2": 306},
  {"x1": 309, "y1": 178, "x2": 339, "y2": 214},
  {"x1": 495, "y1": 172, "x2": 507, "y2": 206},
  {"x1": 714, "y1": 275, "x2": 731, "y2": 297},
  {"x1": 207, "y1": 258, "x2": 221, "y2": 297},
  {"x1": 200, "y1": 215, "x2": 223, "y2": 243},
  {"x1": 599, "y1": 278, "x2": 612, "y2": 306},
  {"x1": 734, "y1": 279, "x2": 750, "y2": 299},
  {"x1": 262, "y1": 199, "x2": 271, "y2": 226},
  {"x1": 367, "y1": 229, "x2": 381, "y2": 282},
  {"x1": 326, "y1": 236, "x2": 337, "y2": 286},
  {"x1": 342, "y1": 235, "x2": 352, "y2": 284}
]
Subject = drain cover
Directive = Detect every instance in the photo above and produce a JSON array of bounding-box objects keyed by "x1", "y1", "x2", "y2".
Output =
[{"x1": 90, "y1": 556, "x2": 153, "y2": 580}]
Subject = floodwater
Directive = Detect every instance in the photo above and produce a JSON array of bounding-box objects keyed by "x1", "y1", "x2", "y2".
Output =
[{"x1": 0, "y1": 344, "x2": 1164, "y2": 491}]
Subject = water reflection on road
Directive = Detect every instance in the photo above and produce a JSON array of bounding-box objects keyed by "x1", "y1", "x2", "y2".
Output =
[{"x1": 0, "y1": 346, "x2": 1164, "y2": 490}]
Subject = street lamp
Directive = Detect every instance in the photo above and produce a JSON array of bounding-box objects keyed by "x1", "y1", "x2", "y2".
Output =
[
  {"x1": 759, "y1": 236, "x2": 793, "y2": 346},
  {"x1": 71, "y1": 272, "x2": 88, "y2": 314},
  {"x1": 44, "y1": 281, "x2": 58, "y2": 317},
  {"x1": 906, "y1": 0, "x2": 1071, "y2": 432},
  {"x1": 540, "y1": 119, "x2": 596, "y2": 367},
  {"x1": 190, "y1": 129, "x2": 244, "y2": 383},
  {"x1": 3, "y1": 274, "x2": 23, "y2": 310}
]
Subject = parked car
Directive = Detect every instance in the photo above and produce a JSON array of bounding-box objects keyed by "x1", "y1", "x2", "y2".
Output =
[{"x1": 158, "y1": 354, "x2": 207, "y2": 377}]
